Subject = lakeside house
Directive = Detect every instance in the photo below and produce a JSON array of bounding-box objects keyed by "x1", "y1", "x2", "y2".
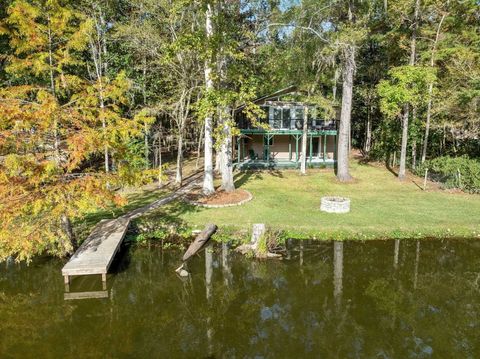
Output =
[{"x1": 234, "y1": 86, "x2": 338, "y2": 169}]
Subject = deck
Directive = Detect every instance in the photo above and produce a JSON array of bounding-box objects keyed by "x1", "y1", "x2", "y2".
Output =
[
  {"x1": 61, "y1": 171, "x2": 203, "y2": 288},
  {"x1": 62, "y1": 217, "x2": 130, "y2": 284},
  {"x1": 235, "y1": 158, "x2": 335, "y2": 170}
]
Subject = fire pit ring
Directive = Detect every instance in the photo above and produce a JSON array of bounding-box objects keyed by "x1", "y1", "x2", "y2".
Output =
[{"x1": 320, "y1": 196, "x2": 350, "y2": 213}]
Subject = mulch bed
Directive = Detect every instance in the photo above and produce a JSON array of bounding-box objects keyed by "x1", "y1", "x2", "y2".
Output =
[{"x1": 186, "y1": 188, "x2": 252, "y2": 206}]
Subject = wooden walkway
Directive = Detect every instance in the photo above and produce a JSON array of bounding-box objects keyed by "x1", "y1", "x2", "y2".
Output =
[{"x1": 61, "y1": 171, "x2": 203, "y2": 284}]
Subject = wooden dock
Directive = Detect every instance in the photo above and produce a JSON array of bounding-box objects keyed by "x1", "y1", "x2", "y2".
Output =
[
  {"x1": 61, "y1": 170, "x2": 203, "y2": 286},
  {"x1": 62, "y1": 217, "x2": 130, "y2": 284}
]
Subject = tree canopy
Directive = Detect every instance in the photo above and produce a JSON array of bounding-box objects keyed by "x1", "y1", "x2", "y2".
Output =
[{"x1": 0, "y1": 0, "x2": 479, "y2": 260}]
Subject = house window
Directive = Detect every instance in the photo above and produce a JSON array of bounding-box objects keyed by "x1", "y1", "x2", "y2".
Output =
[
  {"x1": 282, "y1": 108, "x2": 291, "y2": 128},
  {"x1": 295, "y1": 107, "x2": 304, "y2": 120},
  {"x1": 271, "y1": 107, "x2": 282, "y2": 129}
]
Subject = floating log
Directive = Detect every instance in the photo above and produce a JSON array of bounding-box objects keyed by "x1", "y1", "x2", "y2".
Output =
[{"x1": 182, "y1": 224, "x2": 218, "y2": 262}]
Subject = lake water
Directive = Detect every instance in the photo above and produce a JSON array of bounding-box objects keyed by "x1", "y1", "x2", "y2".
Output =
[{"x1": 1, "y1": 239, "x2": 479, "y2": 358}]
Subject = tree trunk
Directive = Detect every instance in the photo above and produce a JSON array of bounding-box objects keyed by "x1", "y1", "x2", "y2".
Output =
[
  {"x1": 337, "y1": 45, "x2": 355, "y2": 182},
  {"x1": 422, "y1": 13, "x2": 446, "y2": 163},
  {"x1": 61, "y1": 214, "x2": 76, "y2": 253},
  {"x1": 364, "y1": 104, "x2": 372, "y2": 155},
  {"x1": 196, "y1": 124, "x2": 204, "y2": 170},
  {"x1": 399, "y1": 0, "x2": 419, "y2": 181},
  {"x1": 220, "y1": 114, "x2": 235, "y2": 192},
  {"x1": 399, "y1": 110, "x2": 409, "y2": 179},
  {"x1": 47, "y1": 17, "x2": 60, "y2": 164},
  {"x1": 175, "y1": 130, "x2": 183, "y2": 186},
  {"x1": 332, "y1": 68, "x2": 339, "y2": 101},
  {"x1": 158, "y1": 130, "x2": 163, "y2": 186},
  {"x1": 412, "y1": 141, "x2": 417, "y2": 170},
  {"x1": 300, "y1": 107, "x2": 308, "y2": 175},
  {"x1": 144, "y1": 121, "x2": 149, "y2": 169},
  {"x1": 100, "y1": 97, "x2": 109, "y2": 173},
  {"x1": 202, "y1": 3, "x2": 215, "y2": 195},
  {"x1": 142, "y1": 58, "x2": 149, "y2": 169},
  {"x1": 421, "y1": 82, "x2": 433, "y2": 163},
  {"x1": 215, "y1": 149, "x2": 222, "y2": 173}
]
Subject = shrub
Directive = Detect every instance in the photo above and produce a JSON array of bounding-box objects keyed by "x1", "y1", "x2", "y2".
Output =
[{"x1": 415, "y1": 156, "x2": 480, "y2": 194}]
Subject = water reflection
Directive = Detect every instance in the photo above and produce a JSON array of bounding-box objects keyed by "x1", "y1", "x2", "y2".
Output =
[
  {"x1": 1, "y1": 239, "x2": 480, "y2": 358},
  {"x1": 333, "y1": 241, "x2": 343, "y2": 309}
]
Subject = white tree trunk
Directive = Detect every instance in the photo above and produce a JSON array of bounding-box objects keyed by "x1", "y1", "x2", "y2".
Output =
[
  {"x1": 215, "y1": 149, "x2": 222, "y2": 173},
  {"x1": 158, "y1": 129, "x2": 163, "y2": 186},
  {"x1": 202, "y1": 3, "x2": 215, "y2": 195},
  {"x1": 364, "y1": 105, "x2": 372, "y2": 154},
  {"x1": 399, "y1": 109, "x2": 409, "y2": 180},
  {"x1": 399, "y1": 0, "x2": 419, "y2": 180},
  {"x1": 422, "y1": 13, "x2": 446, "y2": 164},
  {"x1": 337, "y1": 45, "x2": 355, "y2": 182},
  {"x1": 422, "y1": 83, "x2": 433, "y2": 163},
  {"x1": 196, "y1": 125, "x2": 204, "y2": 170},
  {"x1": 175, "y1": 131, "x2": 183, "y2": 186},
  {"x1": 220, "y1": 115, "x2": 235, "y2": 192},
  {"x1": 300, "y1": 107, "x2": 308, "y2": 174}
]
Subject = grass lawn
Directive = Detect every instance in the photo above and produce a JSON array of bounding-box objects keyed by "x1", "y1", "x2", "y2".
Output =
[{"x1": 168, "y1": 160, "x2": 480, "y2": 240}]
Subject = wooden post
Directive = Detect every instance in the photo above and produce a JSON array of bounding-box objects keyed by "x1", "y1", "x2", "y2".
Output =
[
  {"x1": 101, "y1": 273, "x2": 107, "y2": 282},
  {"x1": 64, "y1": 275, "x2": 69, "y2": 285},
  {"x1": 423, "y1": 168, "x2": 428, "y2": 191}
]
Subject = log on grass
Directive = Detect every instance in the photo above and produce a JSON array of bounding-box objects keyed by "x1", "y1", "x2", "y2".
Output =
[{"x1": 182, "y1": 224, "x2": 218, "y2": 262}]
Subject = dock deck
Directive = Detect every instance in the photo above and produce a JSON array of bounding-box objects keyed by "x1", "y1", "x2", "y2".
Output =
[
  {"x1": 61, "y1": 171, "x2": 202, "y2": 286},
  {"x1": 62, "y1": 217, "x2": 130, "y2": 284}
]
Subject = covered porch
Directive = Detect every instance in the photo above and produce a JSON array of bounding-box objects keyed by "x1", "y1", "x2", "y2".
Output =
[{"x1": 234, "y1": 129, "x2": 337, "y2": 170}]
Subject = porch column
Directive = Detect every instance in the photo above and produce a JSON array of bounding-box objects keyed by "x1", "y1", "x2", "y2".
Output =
[
  {"x1": 295, "y1": 134, "x2": 299, "y2": 162},
  {"x1": 289, "y1": 136, "x2": 292, "y2": 161},
  {"x1": 263, "y1": 134, "x2": 267, "y2": 161},
  {"x1": 323, "y1": 134, "x2": 327, "y2": 162}
]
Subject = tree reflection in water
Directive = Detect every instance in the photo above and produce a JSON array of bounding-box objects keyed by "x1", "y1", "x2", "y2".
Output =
[{"x1": 1, "y1": 239, "x2": 479, "y2": 357}]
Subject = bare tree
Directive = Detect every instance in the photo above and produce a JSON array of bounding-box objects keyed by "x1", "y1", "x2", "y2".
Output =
[
  {"x1": 300, "y1": 107, "x2": 309, "y2": 175},
  {"x1": 202, "y1": 2, "x2": 215, "y2": 195},
  {"x1": 337, "y1": 44, "x2": 355, "y2": 182},
  {"x1": 422, "y1": 12, "x2": 447, "y2": 163},
  {"x1": 399, "y1": 0, "x2": 420, "y2": 181}
]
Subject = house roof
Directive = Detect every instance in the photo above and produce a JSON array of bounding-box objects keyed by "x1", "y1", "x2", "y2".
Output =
[{"x1": 235, "y1": 85, "x2": 297, "y2": 112}]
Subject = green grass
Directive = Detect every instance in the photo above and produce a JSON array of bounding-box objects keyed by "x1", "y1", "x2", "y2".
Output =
[{"x1": 168, "y1": 160, "x2": 480, "y2": 240}]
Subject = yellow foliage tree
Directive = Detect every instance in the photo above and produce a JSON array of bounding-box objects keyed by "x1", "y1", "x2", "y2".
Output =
[{"x1": 0, "y1": 0, "x2": 154, "y2": 261}]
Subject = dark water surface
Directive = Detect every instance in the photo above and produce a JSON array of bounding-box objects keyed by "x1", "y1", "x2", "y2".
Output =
[{"x1": 1, "y1": 239, "x2": 480, "y2": 358}]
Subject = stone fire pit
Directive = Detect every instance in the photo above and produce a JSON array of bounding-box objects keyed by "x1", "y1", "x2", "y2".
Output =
[{"x1": 320, "y1": 196, "x2": 350, "y2": 213}]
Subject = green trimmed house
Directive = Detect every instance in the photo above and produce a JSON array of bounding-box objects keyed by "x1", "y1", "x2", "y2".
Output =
[{"x1": 234, "y1": 86, "x2": 338, "y2": 170}]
